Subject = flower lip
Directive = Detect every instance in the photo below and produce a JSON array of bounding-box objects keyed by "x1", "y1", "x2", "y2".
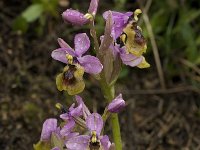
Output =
[
  {"x1": 63, "y1": 65, "x2": 77, "y2": 85},
  {"x1": 133, "y1": 25, "x2": 146, "y2": 46}
]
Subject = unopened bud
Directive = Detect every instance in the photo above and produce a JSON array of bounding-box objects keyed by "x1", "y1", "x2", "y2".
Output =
[{"x1": 107, "y1": 94, "x2": 125, "y2": 113}]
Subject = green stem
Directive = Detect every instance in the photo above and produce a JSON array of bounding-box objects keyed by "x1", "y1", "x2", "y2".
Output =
[
  {"x1": 89, "y1": 15, "x2": 122, "y2": 150},
  {"x1": 100, "y1": 80, "x2": 122, "y2": 150}
]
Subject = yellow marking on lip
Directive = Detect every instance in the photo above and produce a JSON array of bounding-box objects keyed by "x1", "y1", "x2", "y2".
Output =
[
  {"x1": 66, "y1": 54, "x2": 73, "y2": 64},
  {"x1": 91, "y1": 131, "x2": 97, "y2": 143}
]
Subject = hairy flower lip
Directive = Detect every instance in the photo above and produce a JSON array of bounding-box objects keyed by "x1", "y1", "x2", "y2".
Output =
[
  {"x1": 131, "y1": 23, "x2": 146, "y2": 46},
  {"x1": 63, "y1": 65, "x2": 77, "y2": 85}
]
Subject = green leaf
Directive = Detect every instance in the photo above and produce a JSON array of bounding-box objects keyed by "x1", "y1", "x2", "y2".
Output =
[
  {"x1": 22, "y1": 4, "x2": 44, "y2": 22},
  {"x1": 12, "y1": 16, "x2": 28, "y2": 33}
]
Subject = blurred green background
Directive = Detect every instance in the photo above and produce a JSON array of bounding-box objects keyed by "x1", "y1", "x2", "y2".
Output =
[{"x1": 0, "y1": 0, "x2": 200, "y2": 149}]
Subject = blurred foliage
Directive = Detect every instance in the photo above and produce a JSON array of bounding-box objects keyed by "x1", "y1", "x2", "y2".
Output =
[
  {"x1": 143, "y1": 0, "x2": 200, "y2": 87},
  {"x1": 12, "y1": 0, "x2": 59, "y2": 34}
]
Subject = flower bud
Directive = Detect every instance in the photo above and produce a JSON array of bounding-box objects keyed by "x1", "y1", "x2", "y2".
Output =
[
  {"x1": 107, "y1": 94, "x2": 125, "y2": 113},
  {"x1": 62, "y1": 9, "x2": 88, "y2": 26}
]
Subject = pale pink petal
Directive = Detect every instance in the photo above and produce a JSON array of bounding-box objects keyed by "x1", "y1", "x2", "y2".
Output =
[
  {"x1": 60, "y1": 120, "x2": 75, "y2": 137},
  {"x1": 40, "y1": 118, "x2": 57, "y2": 141},
  {"x1": 77, "y1": 55, "x2": 103, "y2": 74},
  {"x1": 103, "y1": 11, "x2": 132, "y2": 39},
  {"x1": 60, "y1": 113, "x2": 70, "y2": 121},
  {"x1": 120, "y1": 53, "x2": 143, "y2": 67},
  {"x1": 86, "y1": 113, "x2": 103, "y2": 135},
  {"x1": 75, "y1": 95, "x2": 91, "y2": 119},
  {"x1": 57, "y1": 38, "x2": 75, "y2": 56},
  {"x1": 66, "y1": 135, "x2": 90, "y2": 150},
  {"x1": 70, "y1": 103, "x2": 83, "y2": 117},
  {"x1": 74, "y1": 33, "x2": 90, "y2": 57},
  {"x1": 88, "y1": 0, "x2": 99, "y2": 16},
  {"x1": 51, "y1": 48, "x2": 68, "y2": 64},
  {"x1": 100, "y1": 135, "x2": 111, "y2": 150}
]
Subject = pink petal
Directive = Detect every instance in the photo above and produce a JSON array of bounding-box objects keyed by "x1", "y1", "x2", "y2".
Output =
[
  {"x1": 51, "y1": 48, "x2": 75, "y2": 64},
  {"x1": 57, "y1": 38, "x2": 75, "y2": 56},
  {"x1": 40, "y1": 118, "x2": 57, "y2": 141},
  {"x1": 100, "y1": 135, "x2": 111, "y2": 150},
  {"x1": 88, "y1": 0, "x2": 99, "y2": 16},
  {"x1": 77, "y1": 55, "x2": 103, "y2": 74},
  {"x1": 75, "y1": 95, "x2": 91, "y2": 119},
  {"x1": 70, "y1": 103, "x2": 83, "y2": 117},
  {"x1": 66, "y1": 135, "x2": 90, "y2": 150},
  {"x1": 60, "y1": 120, "x2": 75, "y2": 137},
  {"x1": 51, "y1": 48, "x2": 68, "y2": 64},
  {"x1": 103, "y1": 11, "x2": 132, "y2": 39},
  {"x1": 86, "y1": 113, "x2": 103, "y2": 135},
  {"x1": 60, "y1": 113, "x2": 70, "y2": 121},
  {"x1": 120, "y1": 53, "x2": 143, "y2": 67},
  {"x1": 74, "y1": 33, "x2": 90, "y2": 57}
]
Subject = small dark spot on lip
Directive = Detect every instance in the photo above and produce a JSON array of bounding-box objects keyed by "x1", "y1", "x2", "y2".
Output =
[
  {"x1": 134, "y1": 28, "x2": 146, "y2": 45},
  {"x1": 64, "y1": 71, "x2": 74, "y2": 80},
  {"x1": 63, "y1": 65, "x2": 77, "y2": 85},
  {"x1": 89, "y1": 141, "x2": 100, "y2": 150}
]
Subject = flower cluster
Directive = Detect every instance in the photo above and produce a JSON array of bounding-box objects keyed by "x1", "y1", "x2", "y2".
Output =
[
  {"x1": 51, "y1": 0, "x2": 149, "y2": 95},
  {"x1": 35, "y1": 0, "x2": 150, "y2": 149},
  {"x1": 34, "y1": 95, "x2": 125, "y2": 150}
]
